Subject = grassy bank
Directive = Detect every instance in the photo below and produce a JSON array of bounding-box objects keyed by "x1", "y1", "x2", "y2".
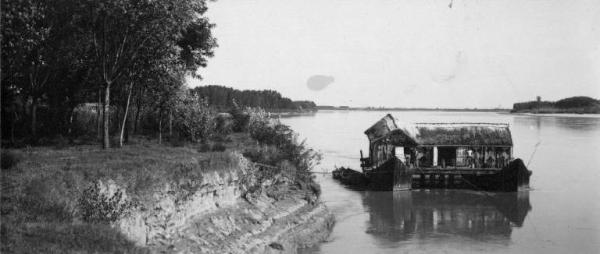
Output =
[
  {"x1": 0, "y1": 137, "x2": 234, "y2": 252},
  {"x1": 1, "y1": 122, "x2": 321, "y2": 253}
]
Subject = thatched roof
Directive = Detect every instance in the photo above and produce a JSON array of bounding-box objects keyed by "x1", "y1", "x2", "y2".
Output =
[
  {"x1": 364, "y1": 114, "x2": 398, "y2": 141},
  {"x1": 365, "y1": 115, "x2": 513, "y2": 147}
]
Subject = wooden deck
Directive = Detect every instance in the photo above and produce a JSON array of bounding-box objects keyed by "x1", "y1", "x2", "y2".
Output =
[
  {"x1": 412, "y1": 167, "x2": 502, "y2": 175},
  {"x1": 363, "y1": 165, "x2": 502, "y2": 175}
]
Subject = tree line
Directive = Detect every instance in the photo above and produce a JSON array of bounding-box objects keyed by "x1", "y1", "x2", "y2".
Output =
[
  {"x1": 192, "y1": 85, "x2": 317, "y2": 111},
  {"x1": 512, "y1": 96, "x2": 600, "y2": 113},
  {"x1": 1, "y1": 0, "x2": 217, "y2": 148}
]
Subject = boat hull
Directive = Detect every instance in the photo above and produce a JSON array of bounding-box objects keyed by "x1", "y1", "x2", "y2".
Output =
[
  {"x1": 365, "y1": 158, "x2": 413, "y2": 191},
  {"x1": 333, "y1": 158, "x2": 531, "y2": 192},
  {"x1": 461, "y1": 158, "x2": 532, "y2": 192}
]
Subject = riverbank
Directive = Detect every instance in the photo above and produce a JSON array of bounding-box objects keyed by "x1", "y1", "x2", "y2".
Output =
[
  {"x1": 0, "y1": 133, "x2": 333, "y2": 253},
  {"x1": 506, "y1": 112, "x2": 600, "y2": 117},
  {"x1": 510, "y1": 108, "x2": 600, "y2": 114},
  {"x1": 511, "y1": 96, "x2": 600, "y2": 114}
]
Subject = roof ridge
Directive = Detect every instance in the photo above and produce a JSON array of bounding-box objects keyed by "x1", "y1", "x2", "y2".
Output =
[{"x1": 413, "y1": 122, "x2": 509, "y2": 126}]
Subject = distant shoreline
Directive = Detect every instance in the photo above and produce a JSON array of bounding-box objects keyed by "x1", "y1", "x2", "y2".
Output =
[
  {"x1": 507, "y1": 112, "x2": 600, "y2": 117},
  {"x1": 511, "y1": 96, "x2": 600, "y2": 114},
  {"x1": 315, "y1": 107, "x2": 510, "y2": 112},
  {"x1": 509, "y1": 109, "x2": 600, "y2": 114}
]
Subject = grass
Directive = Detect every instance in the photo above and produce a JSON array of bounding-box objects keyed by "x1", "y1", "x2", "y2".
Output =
[
  {"x1": 1, "y1": 124, "x2": 322, "y2": 252},
  {"x1": 5, "y1": 137, "x2": 244, "y2": 197},
  {"x1": 1, "y1": 135, "x2": 254, "y2": 253},
  {"x1": 1, "y1": 222, "x2": 149, "y2": 254}
]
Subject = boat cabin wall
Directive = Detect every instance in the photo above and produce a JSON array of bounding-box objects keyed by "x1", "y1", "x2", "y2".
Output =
[
  {"x1": 369, "y1": 141, "x2": 513, "y2": 169},
  {"x1": 412, "y1": 146, "x2": 512, "y2": 169},
  {"x1": 369, "y1": 140, "x2": 415, "y2": 167}
]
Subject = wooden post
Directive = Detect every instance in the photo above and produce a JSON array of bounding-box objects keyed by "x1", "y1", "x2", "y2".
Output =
[{"x1": 433, "y1": 146, "x2": 438, "y2": 167}]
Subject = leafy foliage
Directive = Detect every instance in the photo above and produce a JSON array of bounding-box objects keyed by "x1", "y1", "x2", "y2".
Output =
[
  {"x1": 193, "y1": 85, "x2": 317, "y2": 111},
  {"x1": 241, "y1": 108, "x2": 322, "y2": 196},
  {"x1": 78, "y1": 181, "x2": 134, "y2": 224},
  {"x1": 1, "y1": 0, "x2": 217, "y2": 145},
  {"x1": 555, "y1": 96, "x2": 600, "y2": 109},
  {"x1": 230, "y1": 100, "x2": 251, "y2": 132},
  {"x1": 173, "y1": 92, "x2": 215, "y2": 142}
]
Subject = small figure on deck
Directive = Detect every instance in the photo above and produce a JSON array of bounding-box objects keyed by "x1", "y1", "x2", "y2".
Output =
[
  {"x1": 498, "y1": 149, "x2": 510, "y2": 168},
  {"x1": 474, "y1": 150, "x2": 482, "y2": 168},
  {"x1": 416, "y1": 150, "x2": 424, "y2": 167},
  {"x1": 485, "y1": 148, "x2": 496, "y2": 168},
  {"x1": 467, "y1": 149, "x2": 474, "y2": 168}
]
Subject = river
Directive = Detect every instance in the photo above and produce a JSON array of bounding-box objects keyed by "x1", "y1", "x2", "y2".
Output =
[{"x1": 280, "y1": 110, "x2": 600, "y2": 254}]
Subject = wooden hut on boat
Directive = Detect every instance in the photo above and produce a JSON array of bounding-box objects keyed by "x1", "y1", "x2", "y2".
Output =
[{"x1": 340, "y1": 114, "x2": 532, "y2": 191}]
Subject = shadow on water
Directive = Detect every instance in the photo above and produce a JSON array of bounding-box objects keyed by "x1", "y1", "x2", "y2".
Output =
[{"x1": 361, "y1": 190, "x2": 531, "y2": 243}]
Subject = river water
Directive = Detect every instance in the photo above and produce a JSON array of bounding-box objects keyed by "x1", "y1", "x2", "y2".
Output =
[{"x1": 281, "y1": 110, "x2": 600, "y2": 254}]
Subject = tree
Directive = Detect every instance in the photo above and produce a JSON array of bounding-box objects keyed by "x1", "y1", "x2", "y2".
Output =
[
  {"x1": 174, "y1": 91, "x2": 214, "y2": 143},
  {"x1": 72, "y1": 0, "x2": 215, "y2": 148},
  {"x1": 1, "y1": 0, "x2": 50, "y2": 139},
  {"x1": 1, "y1": 0, "x2": 217, "y2": 145}
]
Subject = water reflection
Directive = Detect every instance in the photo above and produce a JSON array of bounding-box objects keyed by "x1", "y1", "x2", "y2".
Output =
[
  {"x1": 362, "y1": 190, "x2": 531, "y2": 243},
  {"x1": 513, "y1": 115, "x2": 600, "y2": 132}
]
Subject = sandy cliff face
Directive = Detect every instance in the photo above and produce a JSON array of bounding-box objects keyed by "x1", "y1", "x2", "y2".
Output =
[{"x1": 117, "y1": 153, "x2": 333, "y2": 253}]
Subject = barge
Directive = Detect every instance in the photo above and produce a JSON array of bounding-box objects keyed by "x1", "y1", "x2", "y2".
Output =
[{"x1": 333, "y1": 114, "x2": 532, "y2": 192}]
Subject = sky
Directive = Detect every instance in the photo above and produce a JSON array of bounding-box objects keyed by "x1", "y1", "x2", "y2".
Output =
[{"x1": 188, "y1": 0, "x2": 600, "y2": 108}]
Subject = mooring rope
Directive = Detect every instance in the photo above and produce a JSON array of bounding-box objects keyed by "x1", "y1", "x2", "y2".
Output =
[{"x1": 527, "y1": 141, "x2": 542, "y2": 167}]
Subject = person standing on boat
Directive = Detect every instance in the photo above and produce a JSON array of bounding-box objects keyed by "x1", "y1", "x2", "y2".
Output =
[
  {"x1": 416, "y1": 149, "x2": 424, "y2": 167},
  {"x1": 485, "y1": 148, "x2": 496, "y2": 168},
  {"x1": 474, "y1": 150, "x2": 481, "y2": 168},
  {"x1": 467, "y1": 149, "x2": 474, "y2": 168},
  {"x1": 500, "y1": 149, "x2": 510, "y2": 167}
]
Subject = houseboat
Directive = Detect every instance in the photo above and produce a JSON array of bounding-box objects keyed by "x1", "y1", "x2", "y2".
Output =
[{"x1": 333, "y1": 114, "x2": 532, "y2": 192}]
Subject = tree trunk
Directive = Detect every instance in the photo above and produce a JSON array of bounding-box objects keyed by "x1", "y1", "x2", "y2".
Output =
[
  {"x1": 158, "y1": 110, "x2": 162, "y2": 145},
  {"x1": 67, "y1": 110, "x2": 74, "y2": 136},
  {"x1": 10, "y1": 112, "x2": 17, "y2": 144},
  {"x1": 119, "y1": 83, "x2": 133, "y2": 147},
  {"x1": 169, "y1": 110, "x2": 173, "y2": 137},
  {"x1": 124, "y1": 118, "x2": 130, "y2": 143},
  {"x1": 31, "y1": 98, "x2": 38, "y2": 139},
  {"x1": 103, "y1": 83, "x2": 111, "y2": 149},
  {"x1": 133, "y1": 89, "x2": 142, "y2": 134},
  {"x1": 97, "y1": 89, "x2": 102, "y2": 140}
]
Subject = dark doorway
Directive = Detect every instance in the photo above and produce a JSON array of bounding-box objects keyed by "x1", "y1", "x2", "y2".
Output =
[{"x1": 438, "y1": 147, "x2": 456, "y2": 168}]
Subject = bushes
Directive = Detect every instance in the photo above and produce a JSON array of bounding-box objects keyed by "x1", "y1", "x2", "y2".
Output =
[
  {"x1": 1, "y1": 150, "x2": 21, "y2": 170},
  {"x1": 173, "y1": 92, "x2": 215, "y2": 143},
  {"x1": 78, "y1": 180, "x2": 134, "y2": 224},
  {"x1": 197, "y1": 142, "x2": 227, "y2": 153},
  {"x1": 230, "y1": 100, "x2": 250, "y2": 132},
  {"x1": 243, "y1": 145, "x2": 282, "y2": 166},
  {"x1": 211, "y1": 142, "x2": 226, "y2": 152},
  {"x1": 197, "y1": 143, "x2": 212, "y2": 152},
  {"x1": 214, "y1": 113, "x2": 234, "y2": 135},
  {"x1": 240, "y1": 108, "x2": 322, "y2": 197}
]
